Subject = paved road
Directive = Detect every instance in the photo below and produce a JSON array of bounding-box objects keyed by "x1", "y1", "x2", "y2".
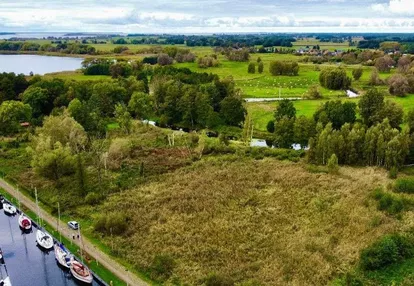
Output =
[{"x1": 0, "y1": 178, "x2": 149, "y2": 286}]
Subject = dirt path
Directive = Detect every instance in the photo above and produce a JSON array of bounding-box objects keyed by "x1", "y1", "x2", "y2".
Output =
[{"x1": 0, "y1": 178, "x2": 149, "y2": 286}]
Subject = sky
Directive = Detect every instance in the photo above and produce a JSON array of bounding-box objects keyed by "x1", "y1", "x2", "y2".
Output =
[{"x1": 1, "y1": 0, "x2": 414, "y2": 33}]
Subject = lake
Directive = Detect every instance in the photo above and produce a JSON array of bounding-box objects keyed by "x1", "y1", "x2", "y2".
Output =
[
  {"x1": 0, "y1": 208, "x2": 100, "y2": 285},
  {"x1": 0, "y1": 55, "x2": 84, "y2": 75}
]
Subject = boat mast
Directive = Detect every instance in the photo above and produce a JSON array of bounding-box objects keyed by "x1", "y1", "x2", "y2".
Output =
[
  {"x1": 58, "y1": 202, "x2": 61, "y2": 242},
  {"x1": 35, "y1": 188, "x2": 40, "y2": 228}
]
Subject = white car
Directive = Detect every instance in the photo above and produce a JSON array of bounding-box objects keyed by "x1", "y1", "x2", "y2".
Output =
[{"x1": 67, "y1": 221, "x2": 79, "y2": 230}]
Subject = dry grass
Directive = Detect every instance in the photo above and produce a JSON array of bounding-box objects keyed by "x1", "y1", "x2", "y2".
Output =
[{"x1": 96, "y1": 156, "x2": 400, "y2": 285}]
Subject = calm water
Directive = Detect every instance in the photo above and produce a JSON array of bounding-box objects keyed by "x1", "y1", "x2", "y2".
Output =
[
  {"x1": 0, "y1": 209, "x2": 99, "y2": 286},
  {"x1": 0, "y1": 55, "x2": 83, "y2": 75}
]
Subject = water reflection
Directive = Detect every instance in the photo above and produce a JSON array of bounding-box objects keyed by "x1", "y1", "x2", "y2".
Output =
[{"x1": 0, "y1": 211, "x2": 99, "y2": 285}]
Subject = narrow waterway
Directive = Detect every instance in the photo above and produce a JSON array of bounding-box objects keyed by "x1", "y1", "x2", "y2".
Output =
[{"x1": 0, "y1": 208, "x2": 99, "y2": 286}]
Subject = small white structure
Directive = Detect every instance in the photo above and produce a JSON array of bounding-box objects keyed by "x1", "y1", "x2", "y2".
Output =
[
  {"x1": 346, "y1": 90, "x2": 359, "y2": 98},
  {"x1": 142, "y1": 120, "x2": 156, "y2": 126}
]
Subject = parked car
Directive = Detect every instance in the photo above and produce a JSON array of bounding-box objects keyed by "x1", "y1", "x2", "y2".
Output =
[{"x1": 68, "y1": 221, "x2": 79, "y2": 230}]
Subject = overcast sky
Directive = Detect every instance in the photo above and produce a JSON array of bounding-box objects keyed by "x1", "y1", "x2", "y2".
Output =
[{"x1": 1, "y1": 0, "x2": 414, "y2": 33}]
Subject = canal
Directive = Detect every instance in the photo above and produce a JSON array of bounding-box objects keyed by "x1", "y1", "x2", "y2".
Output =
[{"x1": 0, "y1": 209, "x2": 100, "y2": 286}]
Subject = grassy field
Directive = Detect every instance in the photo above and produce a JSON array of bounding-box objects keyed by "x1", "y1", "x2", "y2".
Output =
[{"x1": 95, "y1": 156, "x2": 401, "y2": 285}]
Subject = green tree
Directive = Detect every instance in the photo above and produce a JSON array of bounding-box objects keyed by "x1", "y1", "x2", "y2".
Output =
[
  {"x1": 21, "y1": 86, "x2": 49, "y2": 119},
  {"x1": 358, "y1": 88, "x2": 385, "y2": 126},
  {"x1": 128, "y1": 92, "x2": 154, "y2": 119},
  {"x1": 377, "y1": 100, "x2": 404, "y2": 129},
  {"x1": 369, "y1": 68, "x2": 383, "y2": 86},
  {"x1": 269, "y1": 61, "x2": 299, "y2": 76},
  {"x1": 388, "y1": 74, "x2": 410, "y2": 97},
  {"x1": 352, "y1": 67, "x2": 363, "y2": 81},
  {"x1": 294, "y1": 115, "x2": 315, "y2": 147},
  {"x1": 247, "y1": 62, "x2": 256, "y2": 74},
  {"x1": 327, "y1": 154, "x2": 339, "y2": 174},
  {"x1": 0, "y1": 100, "x2": 32, "y2": 135},
  {"x1": 306, "y1": 85, "x2": 322, "y2": 99},
  {"x1": 38, "y1": 112, "x2": 87, "y2": 152},
  {"x1": 319, "y1": 67, "x2": 352, "y2": 90},
  {"x1": 274, "y1": 116, "x2": 295, "y2": 148},
  {"x1": 275, "y1": 99, "x2": 296, "y2": 121},
  {"x1": 258, "y1": 62, "x2": 264, "y2": 74},
  {"x1": 115, "y1": 103, "x2": 133, "y2": 134},
  {"x1": 219, "y1": 96, "x2": 246, "y2": 127},
  {"x1": 31, "y1": 140, "x2": 76, "y2": 181},
  {"x1": 267, "y1": 120, "x2": 275, "y2": 133},
  {"x1": 406, "y1": 109, "x2": 414, "y2": 134},
  {"x1": 89, "y1": 82, "x2": 127, "y2": 117}
]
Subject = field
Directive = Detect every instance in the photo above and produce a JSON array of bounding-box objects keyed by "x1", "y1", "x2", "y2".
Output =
[
  {"x1": 6, "y1": 36, "x2": 412, "y2": 133},
  {"x1": 95, "y1": 155, "x2": 403, "y2": 285}
]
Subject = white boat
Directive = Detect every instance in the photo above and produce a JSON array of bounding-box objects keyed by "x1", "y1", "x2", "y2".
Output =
[
  {"x1": 36, "y1": 229, "x2": 53, "y2": 250},
  {"x1": 0, "y1": 276, "x2": 12, "y2": 286},
  {"x1": 18, "y1": 214, "x2": 31, "y2": 230},
  {"x1": 70, "y1": 257, "x2": 93, "y2": 284},
  {"x1": 2, "y1": 203, "x2": 16, "y2": 216},
  {"x1": 54, "y1": 243, "x2": 71, "y2": 268}
]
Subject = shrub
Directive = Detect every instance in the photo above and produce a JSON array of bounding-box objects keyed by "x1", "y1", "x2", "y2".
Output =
[
  {"x1": 258, "y1": 62, "x2": 264, "y2": 74},
  {"x1": 85, "y1": 192, "x2": 102, "y2": 205},
  {"x1": 360, "y1": 234, "x2": 414, "y2": 271},
  {"x1": 389, "y1": 167, "x2": 398, "y2": 179},
  {"x1": 394, "y1": 177, "x2": 414, "y2": 194},
  {"x1": 352, "y1": 67, "x2": 363, "y2": 81},
  {"x1": 319, "y1": 67, "x2": 352, "y2": 90},
  {"x1": 269, "y1": 61, "x2": 299, "y2": 76},
  {"x1": 247, "y1": 62, "x2": 256, "y2": 74},
  {"x1": 373, "y1": 189, "x2": 404, "y2": 215},
  {"x1": 327, "y1": 154, "x2": 339, "y2": 174},
  {"x1": 360, "y1": 236, "x2": 399, "y2": 270},
  {"x1": 150, "y1": 255, "x2": 176, "y2": 282},
  {"x1": 204, "y1": 273, "x2": 235, "y2": 286},
  {"x1": 266, "y1": 121, "x2": 275, "y2": 133},
  {"x1": 93, "y1": 213, "x2": 128, "y2": 235},
  {"x1": 306, "y1": 85, "x2": 322, "y2": 99}
]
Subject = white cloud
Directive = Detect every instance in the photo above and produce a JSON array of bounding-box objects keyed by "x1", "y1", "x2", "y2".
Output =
[{"x1": 372, "y1": 0, "x2": 414, "y2": 15}]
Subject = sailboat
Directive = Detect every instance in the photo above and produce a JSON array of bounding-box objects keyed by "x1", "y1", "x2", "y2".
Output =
[
  {"x1": 70, "y1": 226, "x2": 93, "y2": 284},
  {"x1": 34, "y1": 188, "x2": 53, "y2": 250},
  {"x1": 54, "y1": 203, "x2": 71, "y2": 268},
  {"x1": 0, "y1": 248, "x2": 12, "y2": 286},
  {"x1": 2, "y1": 203, "x2": 16, "y2": 216},
  {"x1": 17, "y1": 187, "x2": 32, "y2": 231},
  {"x1": 70, "y1": 258, "x2": 93, "y2": 284}
]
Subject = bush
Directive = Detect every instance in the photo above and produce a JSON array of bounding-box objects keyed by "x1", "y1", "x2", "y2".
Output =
[
  {"x1": 319, "y1": 67, "x2": 352, "y2": 90},
  {"x1": 150, "y1": 255, "x2": 176, "y2": 282},
  {"x1": 373, "y1": 189, "x2": 405, "y2": 215},
  {"x1": 204, "y1": 273, "x2": 235, "y2": 286},
  {"x1": 247, "y1": 62, "x2": 256, "y2": 74},
  {"x1": 85, "y1": 192, "x2": 102, "y2": 205},
  {"x1": 327, "y1": 154, "x2": 339, "y2": 174},
  {"x1": 389, "y1": 167, "x2": 398, "y2": 179},
  {"x1": 269, "y1": 61, "x2": 299, "y2": 76},
  {"x1": 394, "y1": 177, "x2": 414, "y2": 194},
  {"x1": 93, "y1": 213, "x2": 128, "y2": 235},
  {"x1": 360, "y1": 234, "x2": 414, "y2": 271}
]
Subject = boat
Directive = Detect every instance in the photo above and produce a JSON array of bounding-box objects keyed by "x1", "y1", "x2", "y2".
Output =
[
  {"x1": 0, "y1": 248, "x2": 11, "y2": 286},
  {"x1": 16, "y1": 187, "x2": 32, "y2": 231},
  {"x1": 54, "y1": 243, "x2": 71, "y2": 268},
  {"x1": 70, "y1": 257, "x2": 93, "y2": 284},
  {"x1": 18, "y1": 214, "x2": 32, "y2": 230},
  {"x1": 34, "y1": 188, "x2": 53, "y2": 250},
  {"x1": 2, "y1": 203, "x2": 16, "y2": 216},
  {"x1": 36, "y1": 228, "x2": 54, "y2": 250},
  {"x1": 0, "y1": 276, "x2": 12, "y2": 286}
]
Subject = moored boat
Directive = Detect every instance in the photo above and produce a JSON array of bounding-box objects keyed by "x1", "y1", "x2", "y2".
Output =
[
  {"x1": 54, "y1": 243, "x2": 71, "y2": 268},
  {"x1": 70, "y1": 257, "x2": 93, "y2": 284},
  {"x1": 18, "y1": 214, "x2": 31, "y2": 230},
  {"x1": 0, "y1": 276, "x2": 12, "y2": 286},
  {"x1": 36, "y1": 229, "x2": 53, "y2": 250},
  {"x1": 2, "y1": 203, "x2": 16, "y2": 216}
]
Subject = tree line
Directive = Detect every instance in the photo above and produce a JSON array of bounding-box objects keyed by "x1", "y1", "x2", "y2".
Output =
[
  {"x1": 0, "y1": 66, "x2": 246, "y2": 137},
  {"x1": 267, "y1": 88, "x2": 414, "y2": 170}
]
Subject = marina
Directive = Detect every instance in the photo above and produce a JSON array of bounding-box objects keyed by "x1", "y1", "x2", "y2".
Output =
[{"x1": 0, "y1": 198, "x2": 104, "y2": 286}]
